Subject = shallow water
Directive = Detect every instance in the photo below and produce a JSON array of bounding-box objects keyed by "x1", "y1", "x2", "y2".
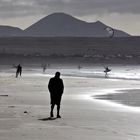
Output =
[
  {"x1": 77, "y1": 65, "x2": 140, "y2": 80},
  {"x1": 42, "y1": 65, "x2": 140, "y2": 80},
  {"x1": 1, "y1": 65, "x2": 140, "y2": 80}
]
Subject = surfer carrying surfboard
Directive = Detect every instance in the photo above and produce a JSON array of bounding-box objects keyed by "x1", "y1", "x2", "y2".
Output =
[{"x1": 104, "y1": 66, "x2": 111, "y2": 77}]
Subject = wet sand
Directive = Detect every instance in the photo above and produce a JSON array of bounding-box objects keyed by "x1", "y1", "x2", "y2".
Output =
[
  {"x1": 0, "y1": 72, "x2": 140, "y2": 139},
  {"x1": 94, "y1": 89, "x2": 140, "y2": 107}
]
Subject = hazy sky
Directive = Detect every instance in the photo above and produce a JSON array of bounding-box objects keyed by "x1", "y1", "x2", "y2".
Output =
[{"x1": 0, "y1": 0, "x2": 140, "y2": 35}]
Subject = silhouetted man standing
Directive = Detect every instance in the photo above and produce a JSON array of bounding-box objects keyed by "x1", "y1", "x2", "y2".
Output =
[
  {"x1": 16, "y1": 64, "x2": 22, "y2": 78},
  {"x1": 48, "y1": 72, "x2": 64, "y2": 118}
]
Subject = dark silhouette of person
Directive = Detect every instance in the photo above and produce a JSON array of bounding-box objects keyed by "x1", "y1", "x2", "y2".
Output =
[
  {"x1": 16, "y1": 64, "x2": 22, "y2": 78},
  {"x1": 48, "y1": 72, "x2": 64, "y2": 118},
  {"x1": 104, "y1": 66, "x2": 111, "y2": 77}
]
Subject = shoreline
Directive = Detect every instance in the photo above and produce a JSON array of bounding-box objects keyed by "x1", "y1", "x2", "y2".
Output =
[{"x1": 1, "y1": 66, "x2": 140, "y2": 82}]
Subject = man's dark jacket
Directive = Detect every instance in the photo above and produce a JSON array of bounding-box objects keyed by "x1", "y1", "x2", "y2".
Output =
[{"x1": 48, "y1": 77, "x2": 64, "y2": 105}]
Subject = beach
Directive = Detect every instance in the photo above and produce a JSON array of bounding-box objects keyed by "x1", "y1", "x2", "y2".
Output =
[{"x1": 0, "y1": 68, "x2": 140, "y2": 140}]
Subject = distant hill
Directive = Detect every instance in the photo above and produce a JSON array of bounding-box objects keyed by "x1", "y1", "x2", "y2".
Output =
[
  {"x1": 24, "y1": 13, "x2": 130, "y2": 37},
  {"x1": 0, "y1": 26, "x2": 23, "y2": 37},
  {"x1": 0, "y1": 13, "x2": 130, "y2": 37}
]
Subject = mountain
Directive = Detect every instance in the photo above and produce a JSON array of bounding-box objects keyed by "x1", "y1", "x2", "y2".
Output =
[
  {"x1": 0, "y1": 13, "x2": 130, "y2": 37},
  {"x1": 23, "y1": 13, "x2": 130, "y2": 37},
  {"x1": 0, "y1": 26, "x2": 23, "y2": 36}
]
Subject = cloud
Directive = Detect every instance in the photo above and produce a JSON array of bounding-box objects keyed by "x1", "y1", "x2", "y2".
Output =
[
  {"x1": 0, "y1": 0, "x2": 140, "y2": 18},
  {"x1": 0, "y1": 0, "x2": 140, "y2": 35}
]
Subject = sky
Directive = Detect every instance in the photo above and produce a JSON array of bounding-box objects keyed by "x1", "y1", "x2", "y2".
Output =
[{"x1": 0, "y1": 0, "x2": 140, "y2": 35}]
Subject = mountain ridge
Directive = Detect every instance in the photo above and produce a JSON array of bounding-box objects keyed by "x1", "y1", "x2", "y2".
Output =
[
  {"x1": 0, "y1": 13, "x2": 130, "y2": 37},
  {"x1": 0, "y1": 25, "x2": 23, "y2": 36}
]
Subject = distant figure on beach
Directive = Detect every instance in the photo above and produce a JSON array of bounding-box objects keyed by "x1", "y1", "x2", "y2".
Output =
[
  {"x1": 48, "y1": 72, "x2": 64, "y2": 118},
  {"x1": 42, "y1": 64, "x2": 46, "y2": 73},
  {"x1": 78, "y1": 65, "x2": 82, "y2": 70},
  {"x1": 16, "y1": 64, "x2": 22, "y2": 78},
  {"x1": 42, "y1": 64, "x2": 50, "y2": 73},
  {"x1": 104, "y1": 66, "x2": 111, "y2": 77}
]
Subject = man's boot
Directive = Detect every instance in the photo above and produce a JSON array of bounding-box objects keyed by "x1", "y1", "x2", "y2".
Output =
[{"x1": 57, "y1": 105, "x2": 61, "y2": 118}]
